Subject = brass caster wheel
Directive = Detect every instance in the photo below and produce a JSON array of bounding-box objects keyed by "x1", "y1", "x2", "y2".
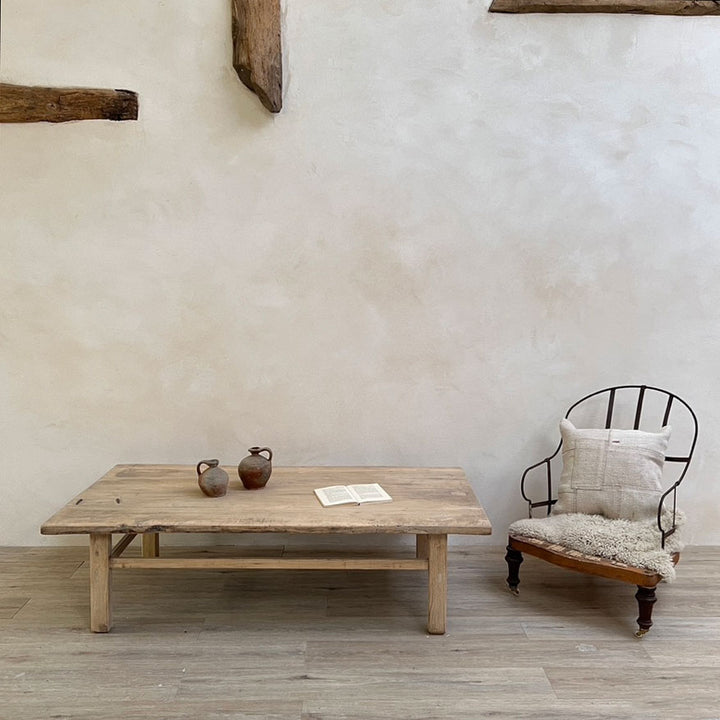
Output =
[{"x1": 634, "y1": 628, "x2": 649, "y2": 638}]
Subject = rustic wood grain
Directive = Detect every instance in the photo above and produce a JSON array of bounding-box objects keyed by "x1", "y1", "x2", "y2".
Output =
[
  {"x1": 141, "y1": 533, "x2": 159, "y2": 558},
  {"x1": 231, "y1": 0, "x2": 282, "y2": 113},
  {"x1": 41, "y1": 465, "x2": 490, "y2": 634},
  {"x1": 111, "y1": 557, "x2": 428, "y2": 570},
  {"x1": 88, "y1": 534, "x2": 111, "y2": 632},
  {"x1": 416, "y1": 534, "x2": 429, "y2": 559},
  {"x1": 41, "y1": 465, "x2": 492, "y2": 536},
  {"x1": 110, "y1": 533, "x2": 136, "y2": 559},
  {"x1": 427, "y1": 534, "x2": 448, "y2": 634},
  {"x1": 489, "y1": 0, "x2": 720, "y2": 12},
  {"x1": 0, "y1": 83, "x2": 138, "y2": 123}
]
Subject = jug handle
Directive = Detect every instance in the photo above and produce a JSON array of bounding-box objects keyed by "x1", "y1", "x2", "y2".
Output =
[
  {"x1": 196, "y1": 459, "x2": 220, "y2": 475},
  {"x1": 257, "y1": 447, "x2": 273, "y2": 462}
]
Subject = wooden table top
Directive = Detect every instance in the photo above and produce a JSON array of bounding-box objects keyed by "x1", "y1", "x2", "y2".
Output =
[{"x1": 41, "y1": 465, "x2": 492, "y2": 536}]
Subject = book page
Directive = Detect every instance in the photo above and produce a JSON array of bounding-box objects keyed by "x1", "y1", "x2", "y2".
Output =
[
  {"x1": 348, "y1": 483, "x2": 392, "y2": 504},
  {"x1": 314, "y1": 485, "x2": 357, "y2": 507}
]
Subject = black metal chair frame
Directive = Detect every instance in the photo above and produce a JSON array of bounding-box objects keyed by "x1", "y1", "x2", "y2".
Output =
[{"x1": 506, "y1": 384, "x2": 698, "y2": 636}]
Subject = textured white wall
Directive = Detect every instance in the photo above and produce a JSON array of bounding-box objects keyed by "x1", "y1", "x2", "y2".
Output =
[{"x1": 1, "y1": 0, "x2": 719, "y2": 545}]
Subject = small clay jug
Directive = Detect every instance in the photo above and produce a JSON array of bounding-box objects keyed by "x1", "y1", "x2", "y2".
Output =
[
  {"x1": 238, "y1": 447, "x2": 273, "y2": 489},
  {"x1": 196, "y1": 459, "x2": 229, "y2": 498}
]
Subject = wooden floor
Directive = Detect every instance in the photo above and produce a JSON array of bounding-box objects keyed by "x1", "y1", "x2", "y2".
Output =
[{"x1": 1, "y1": 542, "x2": 719, "y2": 719}]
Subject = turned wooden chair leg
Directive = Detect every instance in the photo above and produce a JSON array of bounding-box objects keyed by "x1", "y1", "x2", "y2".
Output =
[
  {"x1": 635, "y1": 585, "x2": 657, "y2": 637},
  {"x1": 505, "y1": 544, "x2": 523, "y2": 595}
]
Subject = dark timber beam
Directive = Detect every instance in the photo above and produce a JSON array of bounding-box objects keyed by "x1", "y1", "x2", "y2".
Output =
[
  {"x1": 489, "y1": 0, "x2": 720, "y2": 13},
  {"x1": 0, "y1": 83, "x2": 138, "y2": 123},
  {"x1": 231, "y1": 0, "x2": 282, "y2": 113}
]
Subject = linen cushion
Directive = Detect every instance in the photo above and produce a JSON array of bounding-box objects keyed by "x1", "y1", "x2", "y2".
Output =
[{"x1": 553, "y1": 419, "x2": 671, "y2": 521}]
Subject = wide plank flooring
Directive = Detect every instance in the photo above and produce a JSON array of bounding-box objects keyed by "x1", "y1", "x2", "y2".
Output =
[{"x1": 1, "y1": 542, "x2": 718, "y2": 719}]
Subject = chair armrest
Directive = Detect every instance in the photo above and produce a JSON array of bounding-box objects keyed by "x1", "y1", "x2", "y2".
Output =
[
  {"x1": 521, "y1": 442, "x2": 562, "y2": 517},
  {"x1": 657, "y1": 483, "x2": 680, "y2": 548}
]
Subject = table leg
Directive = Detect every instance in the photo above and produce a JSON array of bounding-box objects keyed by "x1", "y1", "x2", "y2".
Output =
[
  {"x1": 427, "y1": 533, "x2": 447, "y2": 635},
  {"x1": 142, "y1": 532, "x2": 159, "y2": 558},
  {"x1": 89, "y1": 533, "x2": 112, "y2": 632},
  {"x1": 416, "y1": 534, "x2": 429, "y2": 559}
]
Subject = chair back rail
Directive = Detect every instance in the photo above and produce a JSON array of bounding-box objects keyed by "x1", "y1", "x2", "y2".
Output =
[{"x1": 519, "y1": 385, "x2": 698, "y2": 546}]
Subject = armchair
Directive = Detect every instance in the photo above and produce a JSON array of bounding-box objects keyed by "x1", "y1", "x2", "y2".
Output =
[{"x1": 505, "y1": 385, "x2": 698, "y2": 637}]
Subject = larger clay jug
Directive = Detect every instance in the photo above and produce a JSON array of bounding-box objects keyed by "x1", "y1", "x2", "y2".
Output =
[
  {"x1": 196, "y1": 459, "x2": 229, "y2": 497},
  {"x1": 238, "y1": 447, "x2": 273, "y2": 489}
]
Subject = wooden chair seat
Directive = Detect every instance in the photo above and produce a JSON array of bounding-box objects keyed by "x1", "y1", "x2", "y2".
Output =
[{"x1": 507, "y1": 533, "x2": 678, "y2": 587}]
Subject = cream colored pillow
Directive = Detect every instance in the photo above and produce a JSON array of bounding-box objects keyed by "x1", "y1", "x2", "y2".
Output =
[{"x1": 553, "y1": 419, "x2": 671, "y2": 521}]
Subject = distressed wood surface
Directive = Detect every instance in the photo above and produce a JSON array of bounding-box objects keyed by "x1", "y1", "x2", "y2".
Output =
[
  {"x1": 231, "y1": 0, "x2": 282, "y2": 112},
  {"x1": 416, "y1": 533, "x2": 429, "y2": 559},
  {"x1": 42, "y1": 466, "x2": 489, "y2": 634},
  {"x1": 111, "y1": 556, "x2": 428, "y2": 570},
  {"x1": 427, "y1": 534, "x2": 448, "y2": 634},
  {"x1": 41, "y1": 465, "x2": 492, "y2": 536},
  {"x1": 489, "y1": 0, "x2": 720, "y2": 13},
  {"x1": 141, "y1": 532, "x2": 159, "y2": 558},
  {"x1": 89, "y1": 534, "x2": 111, "y2": 632},
  {"x1": 110, "y1": 533, "x2": 136, "y2": 559},
  {"x1": 0, "y1": 83, "x2": 138, "y2": 123}
]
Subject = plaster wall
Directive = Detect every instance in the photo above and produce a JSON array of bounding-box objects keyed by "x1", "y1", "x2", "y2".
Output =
[{"x1": 1, "y1": 0, "x2": 719, "y2": 546}]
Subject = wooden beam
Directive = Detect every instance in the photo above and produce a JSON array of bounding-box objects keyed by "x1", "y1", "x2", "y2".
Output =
[
  {"x1": 141, "y1": 533, "x2": 160, "y2": 558},
  {"x1": 231, "y1": 0, "x2": 282, "y2": 113},
  {"x1": 426, "y1": 534, "x2": 448, "y2": 635},
  {"x1": 89, "y1": 534, "x2": 112, "y2": 633},
  {"x1": 110, "y1": 557, "x2": 429, "y2": 571},
  {"x1": 489, "y1": 0, "x2": 720, "y2": 13},
  {"x1": 0, "y1": 83, "x2": 138, "y2": 123},
  {"x1": 110, "y1": 533, "x2": 137, "y2": 559}
]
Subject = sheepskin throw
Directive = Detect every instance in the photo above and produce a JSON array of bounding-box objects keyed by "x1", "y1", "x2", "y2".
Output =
[
  {"x1": 509, "y1": 512, "x2": 684, "y2": 580},
  {"x1": 553, "y1": 419, "x2": 671, "y2": 521}
]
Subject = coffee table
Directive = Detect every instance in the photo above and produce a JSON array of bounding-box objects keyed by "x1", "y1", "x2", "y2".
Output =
[{"x1": 41, "y1": 465, "x2": 492, "y2": 634}]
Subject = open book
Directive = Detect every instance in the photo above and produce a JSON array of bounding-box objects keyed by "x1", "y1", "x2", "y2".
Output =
[{"x1": 314, "y1": 483, "x2": 392, "y2": 507}]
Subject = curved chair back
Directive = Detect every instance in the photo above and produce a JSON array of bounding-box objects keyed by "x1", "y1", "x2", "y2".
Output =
[{"x1": 521, "y1": 385, "x2": 698, "y2": 545}]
